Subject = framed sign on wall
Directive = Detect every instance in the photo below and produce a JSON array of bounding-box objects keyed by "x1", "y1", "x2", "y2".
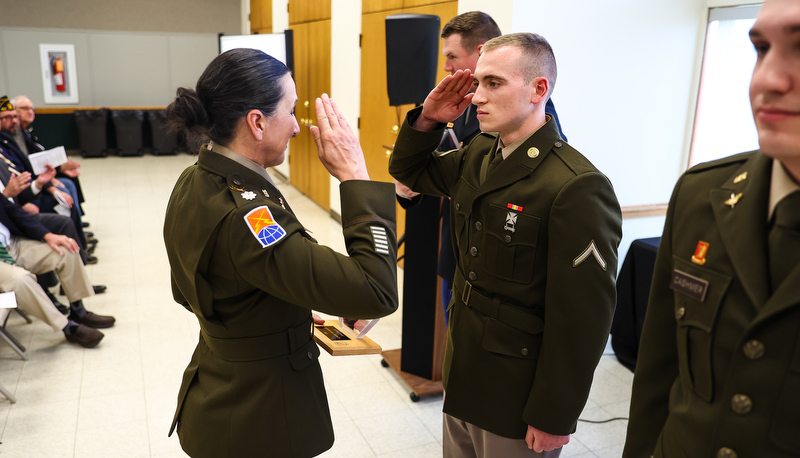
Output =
[{"x1": 39, "y1": 43, "x2": 79, "y2": 104}]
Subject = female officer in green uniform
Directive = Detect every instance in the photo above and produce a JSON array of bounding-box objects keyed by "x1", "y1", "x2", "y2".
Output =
[{"x1": 163, "y1": 48, "x2": 398, "y2": 457}]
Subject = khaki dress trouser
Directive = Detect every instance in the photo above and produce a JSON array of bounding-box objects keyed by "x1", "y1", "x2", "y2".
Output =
[{"x1": 0, "y1": 237, "x2": 93, "y2": 332}]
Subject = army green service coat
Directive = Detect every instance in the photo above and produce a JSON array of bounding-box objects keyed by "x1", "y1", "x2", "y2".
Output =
[
  {"x1": 164, "y1": 145, "x2": 398, "y2": 457},
  {"x1": 624, "y1": 151, "x2": 800, "y2": 458},
  {"x1": 389, "y1": 107, "x2": 622, "y2": 438}
]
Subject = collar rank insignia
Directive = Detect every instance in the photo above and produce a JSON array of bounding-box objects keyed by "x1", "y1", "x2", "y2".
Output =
[
  {"x1": 504, "y1": 212, "x2": 517, "y2": 233},
  {"x1": 244, "y1": 206, "x2": 286, "y2": 248},
  {"x1": 724, "y1": 192, "x2": 743, "y2": 209},
  {"x1": 733, "y1": 172, "x2": 748, "y2": 184},
  {"x1": 691, "y1": 241, "x2": 709, "y2": 265},
  {"x1": 241, "y1": 191, "x2": 257, "y2": 201},
  {"x1": 573, "y1": 240, "x2": 607, "y2": 270}
]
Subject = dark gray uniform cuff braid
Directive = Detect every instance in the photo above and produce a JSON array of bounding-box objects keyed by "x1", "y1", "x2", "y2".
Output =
[{"x1": 340, "y1": 180, "x2": 397, "y2": 234}]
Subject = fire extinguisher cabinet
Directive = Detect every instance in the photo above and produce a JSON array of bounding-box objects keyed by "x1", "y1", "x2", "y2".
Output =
[
  {"x1": 146, "y1": 110, "x2": 179, "y2": 155},
  {"x1": 73, "y1": 108, "x2": 109, "y2": 158},
  {"x1": 111, "y1": 110, "x2": 145, "y2": 156}
]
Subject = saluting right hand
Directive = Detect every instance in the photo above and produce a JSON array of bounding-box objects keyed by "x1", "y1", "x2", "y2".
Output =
[
  {"x1": 310, "y1": 94, "x2": 370, "y2": 182},
  {"x1": 415, "y1": 69, "x2": 475, "y2": 131}
]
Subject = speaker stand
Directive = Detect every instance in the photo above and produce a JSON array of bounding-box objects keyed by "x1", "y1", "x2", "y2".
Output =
[{"x1": 381, "y1": 197, "x2": 447, "y2": 401}]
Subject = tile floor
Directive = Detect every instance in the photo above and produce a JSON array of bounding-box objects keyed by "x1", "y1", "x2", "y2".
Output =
[{"x1": 0, "y1": 154, "x2": 634, "y2": 457}]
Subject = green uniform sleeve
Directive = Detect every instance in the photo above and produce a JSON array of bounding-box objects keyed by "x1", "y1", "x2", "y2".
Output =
[
  {"x1": 622, "y1": 176, "x2": 684, "y2": 457},
  {"x1": 229, "y1": 180, "x2": 399, "y2": 320},
  {"x1": 525, "y1": 172, "x2": 623, "y2": 435},
  {"x1": 389, "y1": 106, "x2": 465, "y2": 198}
]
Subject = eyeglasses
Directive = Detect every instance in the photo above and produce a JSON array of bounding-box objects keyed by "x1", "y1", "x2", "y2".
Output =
[
  {"x1": 0, "y1": 114, "x2": 19, "y2": 121},
  {"x1": 17, "y1": 106, "x2": 35, "y2": 113}
]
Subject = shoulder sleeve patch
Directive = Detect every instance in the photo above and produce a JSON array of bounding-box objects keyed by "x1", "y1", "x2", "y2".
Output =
[{"x1": 244, "y1": 205, "x2": 287, "y2": 248}]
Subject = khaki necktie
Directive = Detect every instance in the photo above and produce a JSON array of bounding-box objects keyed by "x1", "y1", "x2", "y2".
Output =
[{"x1": 768, "y1": 190, "x2": 800, "y2": 291}]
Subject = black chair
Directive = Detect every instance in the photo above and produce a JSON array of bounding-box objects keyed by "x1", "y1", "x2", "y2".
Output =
[
  {"x1": 611, "y1": 237, "x2": 661, "y2": 372},
  {"x1": 146, "y1": 110, "x2": 179, "y2": 155},
  {"x1": 111, "y1": 110, "x2": 145, "y2": 156},
  {"x1": 74, "y1": 108, "x2": 109, "y2": 158}
]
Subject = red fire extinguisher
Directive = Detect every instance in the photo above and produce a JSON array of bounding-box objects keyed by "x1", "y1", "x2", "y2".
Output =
[{"x1": 52, "y1": 56, "x2": 66, "y2": 92}]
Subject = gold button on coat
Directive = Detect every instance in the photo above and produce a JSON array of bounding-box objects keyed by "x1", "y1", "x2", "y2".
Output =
[
  {"x1": 527, "y1": 147, "x2": 539, "y2": 158},
  {"x1": 675, "y1": 307, "x2": 685, "y2": 320},
  {"x1": 742, "y1": 340, "x2": 765, "y2": 359},
  {"x1": 731, "y1": 394, "x2": 752, "y2": 415},
  {"x1": 717, "y1": 447, "x2": 737, "y2": 458}
]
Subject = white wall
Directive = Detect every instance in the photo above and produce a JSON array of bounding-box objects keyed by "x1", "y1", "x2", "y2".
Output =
[
  {"x1": 457, "y1": 0, "x2": 513, "y2": 33},
  {"x1": 273, "y1": 0, "x2": 289, "y2": 33},
  {"x1": 511, "y1": 0, "x2": 705, "y2": 209},
  {"x1": 328, "y1": 0, "x2": 363, "y2": 215},
  {"x1": 0, "y1": 27, "x2": 218, "y2": 108}
]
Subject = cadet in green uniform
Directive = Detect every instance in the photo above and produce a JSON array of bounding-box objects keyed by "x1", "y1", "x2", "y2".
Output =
[
  {"x1": 624, "y1": 1, "x2": 800, "y2": 456},
  {"x1": 163, "y1": 49, "x2": 398, "y2": 457},
  {"x1": 390, "y1": 34, "x2": 622, "y2": 456}
]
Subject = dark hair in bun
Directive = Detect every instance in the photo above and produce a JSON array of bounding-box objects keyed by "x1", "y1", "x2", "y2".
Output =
[{"x1": 166, "y1": 48, "x2": 291, "y2": 146}]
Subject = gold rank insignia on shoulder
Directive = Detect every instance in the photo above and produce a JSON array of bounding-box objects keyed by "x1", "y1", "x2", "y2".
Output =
[
  {"x1": 241, "y1": 191, "x2": 257, "y2": 201},
  {"x1": 724, "y1": 192, "x2": 743, "y2": 209},
  {"x1": 733, "y1": 172, "x2": 748, "y2": 183},
  {"x1": 691, "y1": 241, "x2": 709, "y2": 265}
]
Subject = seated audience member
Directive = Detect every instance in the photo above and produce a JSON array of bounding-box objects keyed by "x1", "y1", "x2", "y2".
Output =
[
  {"x1": 0, "y1": 96, "x2": 94, "y2": 260},
  {"x1": 0, "y1": 192, "x2": 114, "y2": 348},
  {"x1": 11, "y1": 95, "x2": 88, "y2": 225},
  {"x1": 10, "y1": 95, "x2": 84, "y2": 194},
  {"x1": 0, "y1": 163, "x2": 99, "y2": 309}
]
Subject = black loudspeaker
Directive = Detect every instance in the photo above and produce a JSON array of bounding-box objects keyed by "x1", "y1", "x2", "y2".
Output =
[{"x1": 385, "y1": 14, "x2": 440, "y2": 106}]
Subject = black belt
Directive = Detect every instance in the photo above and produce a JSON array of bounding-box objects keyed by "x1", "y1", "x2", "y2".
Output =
[
  {"x1": 455, "y1": 271, "x2": 544, "y2": 335},
  {"x1": 201, "y1": 317, "x2": 314, "y2": 362}
]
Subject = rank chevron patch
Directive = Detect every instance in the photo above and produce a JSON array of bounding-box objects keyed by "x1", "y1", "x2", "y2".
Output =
[{"x1": 572, "y1": 240, "x2": 607, "y2": 270}]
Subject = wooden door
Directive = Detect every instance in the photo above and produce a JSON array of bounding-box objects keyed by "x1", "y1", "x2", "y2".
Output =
[
  {"x1": 250, "y1": 0, "x2": 273, "y2": 34},
  {"x1": 290, "y1": 21, "x2": 312, "y2": 204},
  {"x1": 289, "y1": 0, "x2": 331, "y2": 23},
  {"x1": 304, "y1": 19, "x2": 332, "y2": 211}
]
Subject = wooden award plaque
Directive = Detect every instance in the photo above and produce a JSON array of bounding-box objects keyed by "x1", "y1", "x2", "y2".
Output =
[{"x1": 313, "y1": 320, "x2": 382, "y2": 356}]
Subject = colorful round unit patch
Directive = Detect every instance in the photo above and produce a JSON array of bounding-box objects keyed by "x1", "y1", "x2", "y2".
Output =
[{"x1": 244, "y1": 206, "x2": 286, "y2": 248}]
